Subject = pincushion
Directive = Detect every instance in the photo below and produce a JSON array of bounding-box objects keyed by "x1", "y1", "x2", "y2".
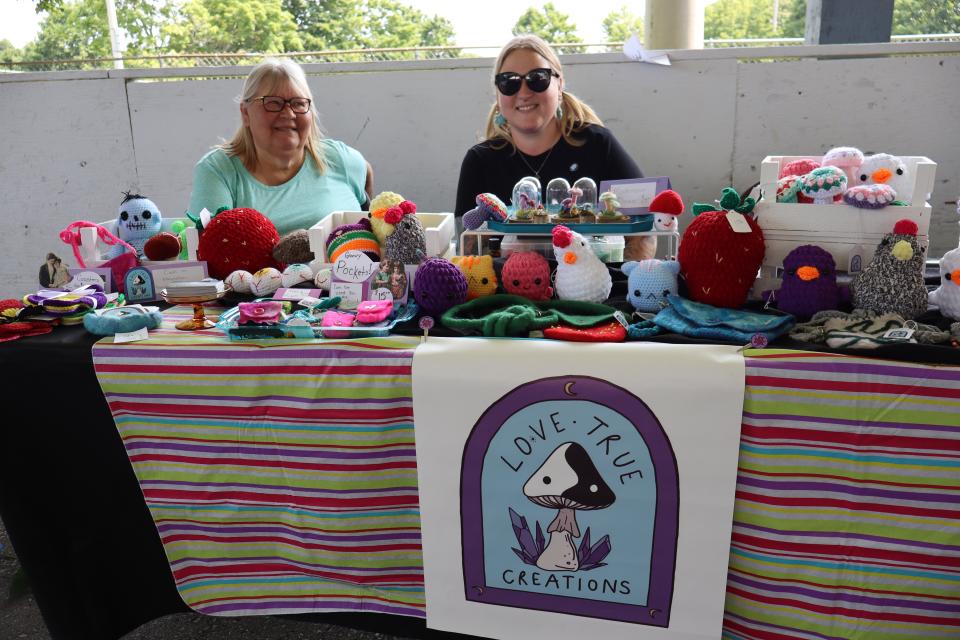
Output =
[
  {"x1": 197, "y1": 208, "x2": 281, "y2": 280},
  {"x1": 413, "y1": 258, "x2": 468, "y2": 316},
  {"x1": 143, "y1": 232, "x2": 181, "y2": 261}
]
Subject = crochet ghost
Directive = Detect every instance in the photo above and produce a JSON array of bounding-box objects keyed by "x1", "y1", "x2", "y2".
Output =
[
  {"x1": 857, "y1": 153, "x2": 912, "y2": 203},
  {"x1": 766, "y1": 245, "x2": 848, "y2": 320},
  {"x1": 552, "y1": 225, "x2": 612, "y2": 303},
  {"x1": 383, "y1": 209, "x2": 426, "y2": 264},
  {"x1": 851, "y1": 220, "x2": 927, "y2": 319},
  {"x1": 928, "y1": 246, "x2": 960, "y2": 320},
  {"x1": 109, "y1": 193, "x2": 162, "y2": 259},
  {"x1": 451, "y1": 255, "x2": 498, "y2": 300},
  {"x1": 622, "y1": 259, "x2": 680, "y2": 313}
]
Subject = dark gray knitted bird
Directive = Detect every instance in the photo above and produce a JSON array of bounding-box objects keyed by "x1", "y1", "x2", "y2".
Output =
[
  {"x1": 384, "y1": 213, "x2": 426, "y2": 265},
  {"x1": 851, "y1": 219, "x2": 928, "y2": 319}
]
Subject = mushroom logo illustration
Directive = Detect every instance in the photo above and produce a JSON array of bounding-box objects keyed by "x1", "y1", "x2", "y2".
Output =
[{"x1": 523, "y1": 442, "x2": 615, "y2": 571}]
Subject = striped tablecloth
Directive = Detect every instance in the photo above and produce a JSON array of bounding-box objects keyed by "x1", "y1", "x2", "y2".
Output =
[
  {"x1": 93, "y1": 310, "x2": 959, "y2": 635},
  {"x1": 724, "y1": 349, "x2": 960, "y2": 640},
  {"x1": 92, "y1": 306, "x2": 425, "y2": 617}
]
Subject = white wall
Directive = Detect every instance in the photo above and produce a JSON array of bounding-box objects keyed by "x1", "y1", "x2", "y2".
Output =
[{"x1": 1, "y1": 43, "x2": 958, "y2": 299}]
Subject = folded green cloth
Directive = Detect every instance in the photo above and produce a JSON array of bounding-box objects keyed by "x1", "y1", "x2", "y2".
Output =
[{"x1": 441, "y1": 294, "x2": 617, "y2": 337}]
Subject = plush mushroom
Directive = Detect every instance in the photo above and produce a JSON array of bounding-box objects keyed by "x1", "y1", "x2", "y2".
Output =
[
  {"x1": 778, "y1": 158, "x2": 820, "y2": 180},
  {"x1": 649, "y1": 189, "x2": 684, "y2": 230},
  {"x1": 800, "y1": 166, "x2": 847, "y2": 204},
  {"x1": 523, "y1": 442, "x2": 615, "y2": 571},
  {"x1": 462, "y1": 193, "x2": 508, "y2": 230},
  {"x1": 822, "y1": 146, "x2": 864, "y2": 184},
  {"x1": 843, "y1": 183, "x2": 897, "y2": 209},
  {"x1": 776, "y1": 176, "x2": 803, "y2": 203}
]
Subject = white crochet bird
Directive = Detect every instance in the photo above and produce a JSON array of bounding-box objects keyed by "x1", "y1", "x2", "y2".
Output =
[
  {"x1": 928, "y1": 246, "x2": 960, "y2": 320},
  {"x1": 857, "y1": 153, "x2": 912, "y2": 203},
  {"x1": 552, "y1": 225, "x2": 612, "y2": 303}
]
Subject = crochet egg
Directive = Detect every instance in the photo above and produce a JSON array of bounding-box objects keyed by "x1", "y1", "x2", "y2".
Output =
[
  {"x1": 250, "y1": 267, "x2": 283, "y2": 297},
  {"x1": 225, "y1": 270, "x2": 254, "y2": 293}
]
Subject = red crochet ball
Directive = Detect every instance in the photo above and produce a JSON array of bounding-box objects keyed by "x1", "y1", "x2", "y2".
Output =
[
  {"x1": 678, "y1": 210, "x2": 765, "y2": 308},
  {"x1": 552, "y1": 225, "x2": 572, "y2": 248},
  {"x1": 197, "y1": 208, "x2": 281, "y2": 280},
  {"x1": 893, "y1": 219, "x2": 918, "y2": 235}
]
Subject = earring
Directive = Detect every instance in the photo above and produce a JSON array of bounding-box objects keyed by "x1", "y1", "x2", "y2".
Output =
[
  {"x1": 494, "y1": 111, "x2": 507, "y2": 127},
  {"x1": 555, "y1": 104, "x2": 563, "y2": 120}
]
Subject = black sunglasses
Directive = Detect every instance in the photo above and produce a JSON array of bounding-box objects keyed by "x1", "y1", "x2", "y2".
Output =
[{"x1": 494, "y1": 68, "x2": 559, "y2": 96}]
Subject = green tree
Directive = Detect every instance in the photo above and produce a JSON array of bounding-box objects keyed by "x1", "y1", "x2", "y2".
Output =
[
  {"x1": 513, "y1": 3, "x2": 582, "y2": 43},
  {"x1": 777, "y1": 0, "x2": 807, "y2": 39},
  {"x1": 893, "y1": 0, "x2": 960, "y2": 35},
  {"x1": 0, "y1": 39, "x2": 23, "y2": 65},
  {"x1": 163, "y1": 0, "x2": 303, "y2": 53},
  {"x1": 602, "y1": 5, "x2": 644, "y2": 43},
  {"x1": 704, "y1": 0, "x2": 780, "y2": 40}
]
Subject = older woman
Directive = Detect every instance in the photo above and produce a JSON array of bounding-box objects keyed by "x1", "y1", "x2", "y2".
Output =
[
  {"x1": 188, "y1": 58, "x2": 373, "y2": 236},
  {"x1": 455, "y1": 35, "x2": 654, "y2": 261}
]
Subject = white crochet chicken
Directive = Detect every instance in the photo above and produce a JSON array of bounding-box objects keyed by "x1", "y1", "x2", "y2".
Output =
[
  {"x1": 857, "y1": 153, "x2": 912, "y2": 203},
  {"x1": 552, "y1": 225, "x2": 612, "y2": 303},
  {"x1": 928, "y1": 246, "x2": 960, "y2": 320}
]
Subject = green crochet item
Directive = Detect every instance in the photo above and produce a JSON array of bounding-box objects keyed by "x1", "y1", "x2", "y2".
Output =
[
  {"x1": 441, "y1": 294, "x2": 617, "y2": 337},
  {"x1": 692, "y1": 186, "x2": 756, "y2": 217}
]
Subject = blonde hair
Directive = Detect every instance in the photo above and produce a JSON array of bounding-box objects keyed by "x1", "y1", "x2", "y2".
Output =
[
  {"x1": 220, "y1": 58, "x2": 326, "y2": 173},
  {"x1": 484, "y1": 35, "x2": 603, "y2": 150}
]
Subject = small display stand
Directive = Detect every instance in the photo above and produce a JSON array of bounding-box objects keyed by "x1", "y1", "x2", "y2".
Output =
[
  {"x1": 459, "y1": 221, "x2": 680, "y2": 260},
  {"x1": 159, "y1": 290, "x2": 226, "y2": 330}
]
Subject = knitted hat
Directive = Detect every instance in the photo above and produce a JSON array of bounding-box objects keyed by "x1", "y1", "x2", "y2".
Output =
[
  {"x1": 451, "y1": 255, "x2": 498, "y2": 300},
  {"x1": 197, "y1": 208, "x2": 281, "y2": 280},
  {"x1": 679, "y1": 188, "x2": 764, "y2": 309},
  {"x1": 850, "y1": 219, "x2": 927, "y2": 319},
  {"x1": 384, "y1": 211, "x2": 426, "y2": 264},
  {"x1": 648, "y1": 190, "x2": 683, "y2": 216},
  {"x1": 413, "y1": 257, "x2": 468, "y2": 316},
  {"x1": 501, "y1": 252, "x2": 553, "y2": 301},
  {"x1": 273, "y1": 229, "x2": 315, "y2": 265},
  {"x1": 770, "y1": 245, "x2": 847, "y2": 320},
  {"x1": 463, "y1": 193, "x2": 508, "y2": 230},
  {"x1": 326, "y1": 218, "x2": 381, "y2": 263}
]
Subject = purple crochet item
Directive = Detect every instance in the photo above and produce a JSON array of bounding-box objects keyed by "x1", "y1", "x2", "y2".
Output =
[
  {"x1": 413, "y1": 258, "x2": 468, "y2": 316},
  {"x1": 768, "y1": 245, "x2": 847, "y2": 320}
]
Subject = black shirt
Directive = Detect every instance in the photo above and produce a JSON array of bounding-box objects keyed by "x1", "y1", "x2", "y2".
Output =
[{"x1": 454, "y1": 123, "x2": 643, "y2": 215}]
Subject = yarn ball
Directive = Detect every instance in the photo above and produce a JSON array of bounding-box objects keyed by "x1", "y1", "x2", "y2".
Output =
[
  {"x1": 850, "y1": 220, "x2": 927, "y2": 319},
  {"x1": 928, "y1": 246, "x2": 960, "y2": 321},
  {"x1": 143, "y1": 232, "x2": 181, "y2": 261},
  {"x1": 384, "y1": 213, "x2": 426, "y2": 264},
  {"x1": 678, "y1": 210, "x2": 765, "y2": 309},
  {"x1": 648, "y1": 189, "x2": 683, "y2": 216},
  {"x1": 463, "y1": 193, "x2": 508, "y2": 230},
  {"x1": 771, "y1": 245, "x2": 846, "y2": 320},
  {"x1": 225, "y1": 270, "x2": 254, "y2": 293},
  {"x1": 622, "y1": 259, "x2": 681, "y2": 313},
  {"x1": 451, "y1": 255, "x2": 498, "y2": 300},
  {"x1": 197, "y1": 208, "x2": 281, "y2": 280},
  {"x1": 843, "y1": 184, "x2": 897, "y2": 209},
  {"x1": 501, "y1": 252, "x2": 553, "y2": 301},
  {"x1": 273, "y1": 229, "x2": 314, "y2": 265},
  {"x1": 281, "y1": 263, "x2": 313, "y2": 288},
  {"x1": 326, "y1": 218, "x2": 380, "y2": 263},
  {"x1": 413, "y1": 258, "x2": 468, "y2": 316},
  {"x1": 250, "y1": 267, "x2": 283, "y2": 297},
  {"x1": 779, "y1": 159, "x2": 820, "y2": 179}
]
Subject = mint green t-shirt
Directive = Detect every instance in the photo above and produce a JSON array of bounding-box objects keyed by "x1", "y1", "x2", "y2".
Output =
[{"x1": 188, "y1": 139, "x2": 367, "y2": 236}]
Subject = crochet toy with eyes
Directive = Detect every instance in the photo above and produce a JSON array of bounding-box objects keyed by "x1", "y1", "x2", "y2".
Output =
[
  {"x1": 451, "y1": 255, "x2": 498, "y2": 300},
  {"x1": 851, "y1": 219, "x2": 927, "y2": 319},
  {"x1": 857, "y1": 153, "x2": 912, "y2": 203},
  {"x1": 764, "y1": 245, "x2": 848, "y2": 320},
  {"x1": 383, "y1": 206, "x2": 427, "y2": 264},
  {"x1": 501, "y1": 252, "x2": 553, "y2": 301},
  {"x1": 622, "y1": 259, "x2": 680, "y2": 313},
  {"x1": 109, "y1": 192, "x2": 162, "y2": 259},
  {"x1": 927, "y1": 246, "x2": 960, "y2": 321},
  {"x1": 368, "y1": 191, "x2": 408, "y2": 245},
  {"x1": 413, "y1": 258, "x2": 468, "y2": 316},
  {"x1": 552, "y1": 225, "x2": 612, "y2": 303}
]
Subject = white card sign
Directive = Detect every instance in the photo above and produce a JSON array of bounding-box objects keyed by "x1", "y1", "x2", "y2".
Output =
[{"x1": 331, "y1": 250, "x2": 376, "y2": 305}]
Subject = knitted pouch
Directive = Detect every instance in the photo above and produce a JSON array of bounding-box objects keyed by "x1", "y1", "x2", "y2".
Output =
[
  {"x1": 631, "y1": 295, "x2": 794, "y2": 343},
  {"x1": 355, "y1": 299, "x2": 393, "y2": 324},
  {"x1": 238, "y1": 301, "x2": 283, "y2": 325},
  {"x1": 441, "y1": 294, "x2": 616, "y2": 337}
]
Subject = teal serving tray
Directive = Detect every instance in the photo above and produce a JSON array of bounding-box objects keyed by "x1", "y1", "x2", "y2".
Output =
[{"x1": 488, "y1": 215, "x2": 653, "y2": 234}]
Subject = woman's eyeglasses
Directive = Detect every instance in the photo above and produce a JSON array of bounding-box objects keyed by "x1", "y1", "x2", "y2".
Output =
[
  {"x1": 250, "y1": 96, "x2": 312, "y2": 114},
  {"x1": 494, "y1": 68, "x2": 559, "y2": 96}
]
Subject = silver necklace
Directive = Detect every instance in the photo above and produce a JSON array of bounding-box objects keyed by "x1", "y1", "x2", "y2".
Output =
[{"x1": 516, "y1": 145, "x2": 555, "y2": 181}]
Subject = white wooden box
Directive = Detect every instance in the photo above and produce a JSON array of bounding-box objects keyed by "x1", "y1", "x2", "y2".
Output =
[
  {"x1": 753, "y1": 155, "x2": 936, "y2": 296},
  {"x1": 308, "y1": 211, "x2": 455, "y2": 265}
]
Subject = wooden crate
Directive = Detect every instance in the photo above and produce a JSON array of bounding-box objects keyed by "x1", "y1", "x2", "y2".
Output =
[{"x1": 308, "y1": 211, "x2": 455, "y2": 264}]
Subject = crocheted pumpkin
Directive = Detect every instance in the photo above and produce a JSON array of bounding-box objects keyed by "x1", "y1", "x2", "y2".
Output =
[
  {"x1": 197, "y1": 208, "x2": 281, "y2": 280},
  {"x1": 413, "y1": 258, "x2": 468, "y2": 316},
  {"x1": 678, "y1": 187, "x2": 764, "y2": 309}
]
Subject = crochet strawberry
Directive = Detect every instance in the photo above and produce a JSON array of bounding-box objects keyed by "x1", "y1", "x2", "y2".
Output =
[
  {"x1": 677, "y1": 187, "x2": 764, "y2": 309},
  {"x1": 197, "y1": 208, "x2": 281, "y2": 280}
]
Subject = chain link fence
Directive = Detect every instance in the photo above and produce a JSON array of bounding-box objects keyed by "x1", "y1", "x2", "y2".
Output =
[{"x1": 2, "y1": 35, "x2": 958, "y2": 73}]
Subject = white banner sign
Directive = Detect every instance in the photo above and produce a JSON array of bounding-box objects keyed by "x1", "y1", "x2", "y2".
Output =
[{"x1": 412, "y1": 338, "x2": 745, "y2": 640}]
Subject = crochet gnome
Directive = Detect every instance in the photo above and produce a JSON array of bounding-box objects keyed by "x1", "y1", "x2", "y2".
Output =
[
  {"x1": 552, "y1": 225, "x2": 612, "y2": 303},
  {"x1": 851, "y1": 219, "x2": 928, "y2": 319}
]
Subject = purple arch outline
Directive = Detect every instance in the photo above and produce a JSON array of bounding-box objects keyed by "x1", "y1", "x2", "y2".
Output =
[{"x1": 460, "y1": 375, "x2": 679, "y2": 626}]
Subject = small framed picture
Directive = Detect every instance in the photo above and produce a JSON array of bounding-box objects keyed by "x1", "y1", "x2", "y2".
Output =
[{"x1": 598, "y1": 176, "x2": 672, "y2": 216}]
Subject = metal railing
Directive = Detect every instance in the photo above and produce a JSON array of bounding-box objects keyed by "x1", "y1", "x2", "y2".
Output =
[{"x1": 2, "y1": 34, "x2": 958, "y2": 73}]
